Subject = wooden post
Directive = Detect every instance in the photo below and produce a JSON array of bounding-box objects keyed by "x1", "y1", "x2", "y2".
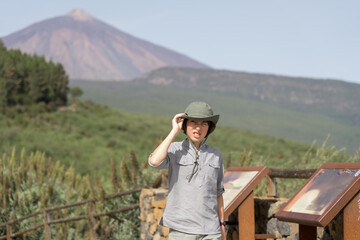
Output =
[
  {"x1": 238, "y1": 191, "x2": 255, "y2": 240},
  {"x1": 344, "y1": 190, "x2": 360, "y2": 239},
  {"x1": 89, "y1": 200, "x2": 98, "y2": 240},
  {"x1": 43, "y1": 210, "x2": 51, "y2": 240},
  {"x1": 266, "y1": 175, "x2": 277, "y2": 197},
  {"x1": 6, "y1": 223, "x2": 12, "y2": 240},
  {"x1": 299, "y1": 224, "x2": 316, "y2": 240}
]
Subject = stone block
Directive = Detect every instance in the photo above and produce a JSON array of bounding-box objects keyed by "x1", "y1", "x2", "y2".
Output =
[
  {"x1": 140, "y1": 189, "x2": 154, "y2": 202},
  {"x1": 288, "y1": 222, "x2": 298, "y2": 240},
  {"x1": 153, "y1": 232, "x2": 162, "y2": 240},
  {"x1": 153, "y1": 195, "x2": 167, "y2": 208},
  {"x1": 267, "y1": 218, "x2": 279, "y2": 235},
  {"x1": 154, "y1": 207, "x2": 164, "y2": 222},
  {"x1": 277, "y1": 219, "x2": 290, "y2": 236},
  {"x1": 153, "y1": 188, "x2": 168, "y2": 196},
  {"x1": 159, "y1": 226, "x2": 169, "y2": 237},
  {"x1": 267, "y1": 218, "x2": 290, "y2": 236},
  {"x1": 149, "y1": 222, "x2": 158, "y2": 235},
  {"x1": 140, "y1": 189, "x2": 154, "y2": 210},
  {"x1": 268, "y1": 201, "x2": 286, "y2": 218},
  {"x1": 146, "y1": 212, "x2": 155, "y2": 224},
  {"x1": 140, "y1": 211, "x2": 146, "y2": 222}
]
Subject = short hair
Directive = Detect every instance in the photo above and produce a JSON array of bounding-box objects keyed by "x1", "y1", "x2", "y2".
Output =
[{"x1": 182, "y1": 119, "x2": 215, "y2": 137}]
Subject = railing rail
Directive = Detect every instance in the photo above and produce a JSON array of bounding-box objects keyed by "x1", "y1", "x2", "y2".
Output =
[
  {"x1": 0, "y1": 187, "x2": 142, "y2": 240},
  {"x1": 268, "y1": 168, "x2": 316, "y2": 179},
  {"x1": 266, "y1": 168, "x2": 316, "y2": 197}
]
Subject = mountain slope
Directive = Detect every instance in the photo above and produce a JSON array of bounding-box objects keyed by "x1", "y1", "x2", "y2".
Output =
[
  {"x1": 70, "y1": 67, "x2": 360, "y2": 155},
  {"x1": 133, "y1": 67, "x2": 360, "y2": 127},
  {"x1": 1, "y1": 8, "x2": 209, "y2": 80},
  {"x1": 0, "y1": 100, "x2": 317, "y2": 176}
]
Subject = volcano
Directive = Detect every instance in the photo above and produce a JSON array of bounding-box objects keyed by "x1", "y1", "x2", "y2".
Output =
[{"x1": 1, "y1": 8, "x2": 209, "y2": 81}]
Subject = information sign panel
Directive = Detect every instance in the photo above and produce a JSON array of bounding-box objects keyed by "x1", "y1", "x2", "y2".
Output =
[
  {"x1": 223, "y1": 166, "x2": 269, "y2": 218},
  {"x1": 276, "y1": 163, "x2": 360, "y2": 227}
]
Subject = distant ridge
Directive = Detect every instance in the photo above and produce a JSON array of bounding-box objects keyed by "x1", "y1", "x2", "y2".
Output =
[
  {"x1": 134, "y1": 67, "x2": 360, "y2": 127},
  {"x1": 1, "y1": 8, "x2": 209, "y2": 81}
]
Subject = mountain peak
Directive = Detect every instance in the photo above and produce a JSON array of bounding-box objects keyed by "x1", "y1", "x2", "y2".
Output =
[
  {"x1": 66, "y1": 8, "x2": 94, "y2": 21},
  {"x1": 2, "y1": 9, "x2": 208, "y2": 80}
]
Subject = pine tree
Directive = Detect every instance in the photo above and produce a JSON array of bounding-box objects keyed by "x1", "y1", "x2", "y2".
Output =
[{"x1": 0, "y1": 39, "x2": 69, "y2": 110}]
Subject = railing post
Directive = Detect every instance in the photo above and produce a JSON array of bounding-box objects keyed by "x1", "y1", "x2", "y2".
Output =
[
  {"x1": 161, "y1": 170, "x2": 168, "y2": 188},
  {"x1": 6, "y1": 223, "x2": 12, "y2": 240},
  {"x1": 266, "y1": 175, "x2": 277, "y2": 197},
  {"x1": 88, "y1": 200, "x2": 98, "y2": 240},
  {"x1": 44, "y1": 210, "x2": 51, "y2": 240}
]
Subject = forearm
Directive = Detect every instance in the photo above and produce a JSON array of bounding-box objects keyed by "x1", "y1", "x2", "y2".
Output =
[
  {"x1": 149, "y1": 113, "x2": 184, "y2": 166},
  {"x1": 217, "y1": 194, "x2": 226, "y2": 239},
  {"x1": 149, "y1": 129, "x2": 178, "y2": 166},
  {"x1": 217, "y1": 194, "x2": 224, "y2": 220}
]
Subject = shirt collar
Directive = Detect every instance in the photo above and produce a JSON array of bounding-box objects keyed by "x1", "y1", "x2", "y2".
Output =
[{"x1": 182, "y1": 138, "x2": 207, "y2": 152}]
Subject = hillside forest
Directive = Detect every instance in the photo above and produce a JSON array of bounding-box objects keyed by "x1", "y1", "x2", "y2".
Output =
[
  {"x1": 0, "y1": 41, "x2": 68, "y2": 114},
  {"x1": 0, "y1": 41, "x2": 359, "y2": 239}
]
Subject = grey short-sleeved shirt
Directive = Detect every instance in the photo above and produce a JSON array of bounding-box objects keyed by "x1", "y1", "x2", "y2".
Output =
[{"x1": 149, "y1": 139, "x2": 225, "y2": 235}]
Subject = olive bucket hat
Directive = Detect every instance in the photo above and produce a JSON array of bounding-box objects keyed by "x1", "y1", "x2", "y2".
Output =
[{"x1": 182, "y1": 101, "x2": 219, "y2": 135}]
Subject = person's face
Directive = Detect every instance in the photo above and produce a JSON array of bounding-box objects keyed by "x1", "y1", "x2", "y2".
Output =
[{"x1": 186, "y1": 119, "x2": 209, "y2": 147}]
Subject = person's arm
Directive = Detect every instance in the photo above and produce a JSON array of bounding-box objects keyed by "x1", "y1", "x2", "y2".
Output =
[
  {"x1": 149, "y1": 113, "x2": 184, "y2": 166},
  {"x1": 217, "y1": 194, "x2": 226, "y2": 240}
]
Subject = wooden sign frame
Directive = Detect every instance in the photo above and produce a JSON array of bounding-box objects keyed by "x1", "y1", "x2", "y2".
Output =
[
  {"x1": 223, "y1": 166, "x2": 269, "y2": 218},
  {"x1": 276, "y1": 163, "x2": 360, "y2": 227}
]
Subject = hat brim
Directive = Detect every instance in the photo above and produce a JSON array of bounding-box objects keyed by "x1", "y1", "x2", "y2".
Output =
[{"x1": 183, "y1": 114, "x2": 219, "y2": 125}]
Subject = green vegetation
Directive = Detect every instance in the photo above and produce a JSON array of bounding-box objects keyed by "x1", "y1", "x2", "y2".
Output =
[
  {"x1": 0, "y1": 147, "x2": 151, "y2": 239},
  {"x1": 1, "y1": 100, "x2": 358, "y2": 187},
  {"x1": 0, "y1": 101, "x2": 155, "y2": 180},
  {"x1": 0, "y1": 40, "x2": 68, "y2": 112},
  {"x1": 72, "y1": 80, "x2": 360, "y2": 155},
  {"x1": 0, "y1": 148, "x2": 89, "y2": 239},
  {"x1": 0, "y1": 100, "x2": 308, "y2": 178}
]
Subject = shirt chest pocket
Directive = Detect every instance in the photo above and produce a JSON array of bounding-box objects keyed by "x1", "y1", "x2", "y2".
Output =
[
  {"x1": 204, "y1": 159, "x2": 220, "y2": 192},
  {"x1": 175, "y1": 157, "x2": 195, "y2": 178},
  {"x1": 207, "y1": 160, "x2": 220, "y2": 180}
]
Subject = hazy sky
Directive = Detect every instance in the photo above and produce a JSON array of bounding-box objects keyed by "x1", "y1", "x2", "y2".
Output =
[{"x1": 1, "y1": 1, "x2": 359, "y2": 84}]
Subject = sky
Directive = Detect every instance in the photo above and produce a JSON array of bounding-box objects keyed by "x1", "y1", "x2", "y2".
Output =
[{"x1": 1, "y1": 1, "x2": 359, "y2": 84}]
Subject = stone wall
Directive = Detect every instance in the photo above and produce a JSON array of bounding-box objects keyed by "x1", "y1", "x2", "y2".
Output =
[
  {"x1": 140, "y1": 188, "x2": 169, "y2": 240},
  {"x1": 139, "y1": 188, "x2": 344, "y2": 240}
]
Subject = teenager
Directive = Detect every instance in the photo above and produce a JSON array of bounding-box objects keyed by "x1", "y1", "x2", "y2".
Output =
[{"x1": 149, "y1": 101, "x2": 226, "y2": 240}]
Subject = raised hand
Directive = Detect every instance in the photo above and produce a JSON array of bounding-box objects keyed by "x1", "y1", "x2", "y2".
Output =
[{"x1": 172, "y1": 113, "x2": 184, "y2": 134}]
